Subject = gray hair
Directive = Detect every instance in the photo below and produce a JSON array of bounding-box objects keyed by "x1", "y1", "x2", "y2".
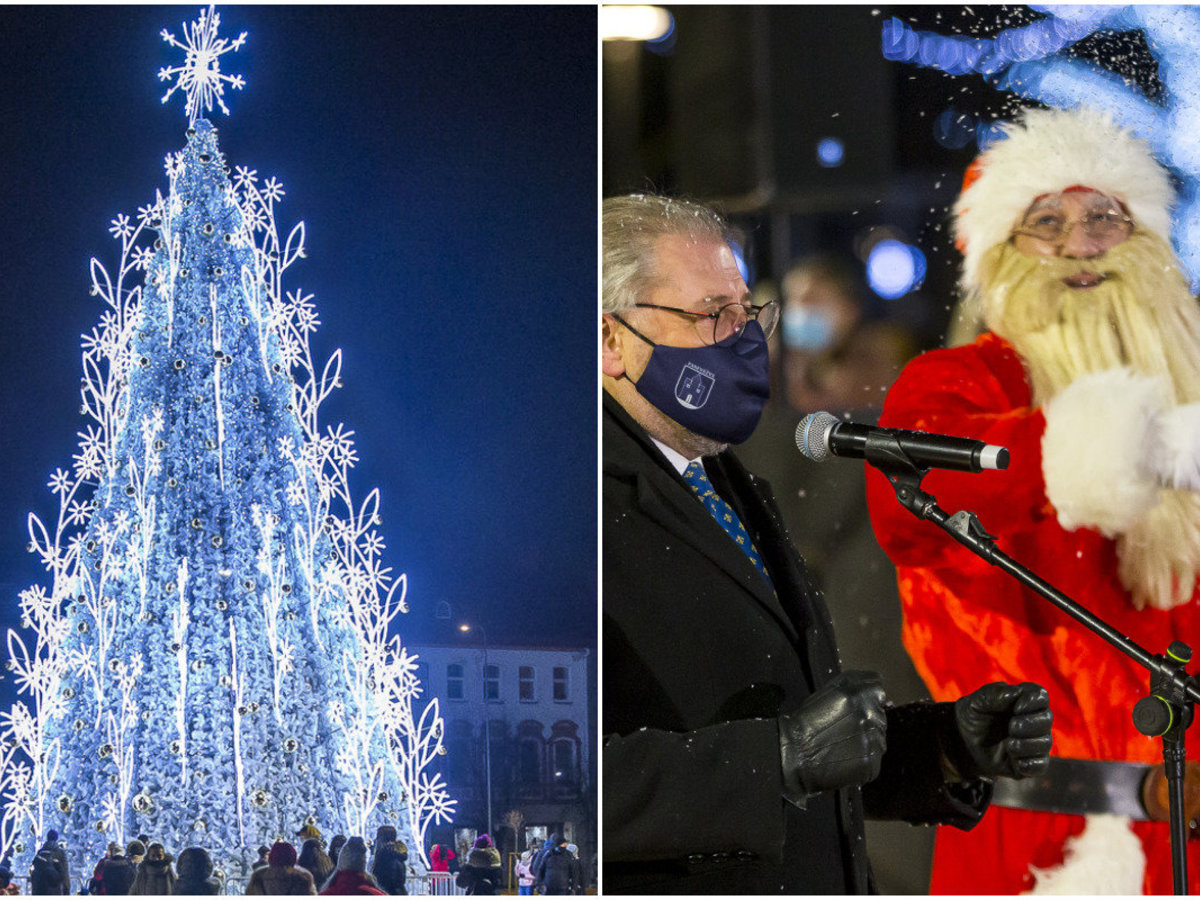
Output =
[{"x1": 602, "y1": 193, "x2": 737, "y2": 314}]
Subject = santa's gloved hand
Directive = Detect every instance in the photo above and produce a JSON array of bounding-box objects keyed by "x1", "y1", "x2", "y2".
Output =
[
  {"x1": 779, "y1": 670, "x2": 887, "y2": 806},
  {"x1": 952, "y1": 682, "x2": 1052, "y2": 780}
]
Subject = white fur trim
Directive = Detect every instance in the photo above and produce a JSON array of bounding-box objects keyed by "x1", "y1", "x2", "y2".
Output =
[
  {"x1": 1042, "y1": 369, "x2": 1166, "y2": 535},
  {"x1": 1151, "y1": 401, "x2": 1200, "y2": 491},
  {"x1": 1026, "y1": 814, "x2": 1145, "y2": 895},
  {"x1": 956, "y1": 106, "x2": 1174, "y2": 295}
]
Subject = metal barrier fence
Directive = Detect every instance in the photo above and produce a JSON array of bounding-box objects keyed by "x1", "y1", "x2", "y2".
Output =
[{"x1": 412, "y1": 871, "x2": 467, "y2": 895}]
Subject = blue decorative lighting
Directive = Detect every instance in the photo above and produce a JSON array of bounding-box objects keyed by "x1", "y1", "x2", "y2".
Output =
[
  {"x1": 867, "y1": 239, "x2": 926, "y2": 300},
  {"x1": 816, "y1": 137, "x2": 845, "y2": 167},
  {"x1": 879, "y1": 5, "x2": 1200, "y2": 286},
  {"x1": 934, "y1": 108, "x2": 975, "y2": 150}
]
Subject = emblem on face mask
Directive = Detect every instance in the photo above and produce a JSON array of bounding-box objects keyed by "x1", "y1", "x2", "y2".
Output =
[{"x1": 675, "y1": 363, "x2": 715, "y2": 409}]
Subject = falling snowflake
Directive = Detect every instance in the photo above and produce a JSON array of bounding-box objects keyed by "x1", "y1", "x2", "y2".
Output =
[{"x1": 158, "y1": 4, "x2": 247, "y2": 125}]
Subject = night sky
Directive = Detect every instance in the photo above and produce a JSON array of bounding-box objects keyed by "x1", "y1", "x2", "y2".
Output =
[{"x1": 0, "y1": 4, "x2": 598, "y2": 676}]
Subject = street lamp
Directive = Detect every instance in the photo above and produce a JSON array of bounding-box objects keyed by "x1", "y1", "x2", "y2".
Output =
[{"x1": 459, "y1": 622, "x2": 492, "y2": 839}]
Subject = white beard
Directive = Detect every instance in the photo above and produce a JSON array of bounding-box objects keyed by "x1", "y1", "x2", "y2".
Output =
[{"x1": 981, "y1": 232, "x2": 1200, "y2": 610}]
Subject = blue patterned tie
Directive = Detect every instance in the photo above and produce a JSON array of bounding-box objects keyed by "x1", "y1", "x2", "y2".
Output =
[{"x1": 683, "y1": 461, "x2": 771, "y2": 582}]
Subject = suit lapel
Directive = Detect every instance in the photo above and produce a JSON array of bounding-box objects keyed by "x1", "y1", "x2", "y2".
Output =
[{"x1": 631, "y1": 470, "x2": 802, "y2": 644}]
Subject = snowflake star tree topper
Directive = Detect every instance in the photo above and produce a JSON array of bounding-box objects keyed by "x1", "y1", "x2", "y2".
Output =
[{"x1": 158, "y1": 4, "x2": 247, "y2": 125}]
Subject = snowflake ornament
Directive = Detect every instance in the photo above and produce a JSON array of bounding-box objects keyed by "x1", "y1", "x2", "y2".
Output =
[{"x1": 158, "y1": 5, "x2": 247, "y2": 125}]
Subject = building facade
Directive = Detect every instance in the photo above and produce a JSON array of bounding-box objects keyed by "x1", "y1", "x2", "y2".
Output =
[{"x1": 411, "y1": 642, "x2": 594, "y2": 882}]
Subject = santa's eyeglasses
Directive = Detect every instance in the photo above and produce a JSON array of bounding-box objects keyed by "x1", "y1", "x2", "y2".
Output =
[{"x1": 1011, "y1": 206, "x2": 1134, "y2": 246}]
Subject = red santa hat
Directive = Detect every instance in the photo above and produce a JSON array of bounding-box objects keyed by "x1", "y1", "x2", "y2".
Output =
[{"x1": 953, "y1": 106, "x2": 1174, "y2": 294}]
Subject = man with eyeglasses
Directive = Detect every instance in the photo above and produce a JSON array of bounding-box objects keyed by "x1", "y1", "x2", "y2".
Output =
[
  {"x1": 867, "y1": 106, "x2": 1200, "y2": 894},
  {"x1": 601, "y1": 192, "x2": 1053, "y2": 894}
]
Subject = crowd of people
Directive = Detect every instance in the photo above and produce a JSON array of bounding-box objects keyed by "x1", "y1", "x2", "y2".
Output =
[
  {"x1": 10, "y1": 825, "x2": 589, "y2": 896},
  {"x1": 13, "y1": 822, "x2": 411, "y2": 895},
  {"x1": 450, "y1": 833, "x2": 584, "y2": 896}
]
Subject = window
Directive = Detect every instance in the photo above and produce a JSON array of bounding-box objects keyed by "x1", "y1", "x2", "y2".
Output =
[
  {"x1": 552, "y1": 666, "x2": 569, "y2": 702},
  {"x1": 484, "y1": 664, "x2": 500, "y2": 701},
  {"x1": 552, "y1": 740, "x2": 577, "y2": 784},
  {"x1": 519, "y1": 666, "x2": 535, "y2": 702},
  {"x1": 518, "y1": 740, "x2": 541, "y2": 784},
  {"x1": 447, "y1": 663, "x2": 464, "y2": 701}
]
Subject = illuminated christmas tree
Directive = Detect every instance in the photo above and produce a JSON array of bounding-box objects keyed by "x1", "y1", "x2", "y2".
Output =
[{"x1": 1, "y1": 5, "x2": 453, "y2": 881}]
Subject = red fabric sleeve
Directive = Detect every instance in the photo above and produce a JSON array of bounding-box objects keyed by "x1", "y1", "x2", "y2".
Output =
[{"x1": 866, "y1": 333, "x2": 1050, "y2": 571}]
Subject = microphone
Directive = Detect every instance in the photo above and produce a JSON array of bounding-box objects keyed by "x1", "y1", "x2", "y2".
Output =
[{"x1": 795, "y1": 410, "x2": 1009, "y2": 473}]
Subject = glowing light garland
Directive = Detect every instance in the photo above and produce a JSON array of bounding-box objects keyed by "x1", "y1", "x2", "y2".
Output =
[
  {"x1": 882, "y1": 5, "x2": 1200, "y2": 284},
  {"x1": 158, "y1": 4, "x2": 246, "y2": 125},
  {"x1": 4, "y1": 6, "x2": 454, "y2": 884}
]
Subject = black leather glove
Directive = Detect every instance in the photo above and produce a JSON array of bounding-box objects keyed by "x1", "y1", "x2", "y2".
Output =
[
  {"x1": 952, "y1": 681, "x2": 1053, "y2": 779},
  {"x1": 779, "y1": 670, "x2": 887, "y2": 806}
]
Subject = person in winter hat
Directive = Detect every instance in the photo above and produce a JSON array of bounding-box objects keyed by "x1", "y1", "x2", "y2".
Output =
[
  {"x1": 455, "y1": 834, "x2": 501, "y2": 895},
  {"x1": 565, "y1": 844, "x2": 585, "y2": 894},
  {"x1": 327, "y1": 834, "x2": 347, "y2": 869},
  {"x1": 30, "y1": 829, "x2": 70, "y2": 895},
  {"x1": 533, "y1": 835, "x2": 581, "y2": 896},
  {"x1": 124, "y1": 840, "x2": 145, "y2": 865},
  {"x1": 95, "y1": 842, "x2": 136, "y2": 896},
  {"x1": 252, "y1": 844, "x2": 271, "y2": 871},
  {"x1": 245, "y1": 841, "x2": 317, "y2": 895},
  {"x1": 319, "y1": 836, "x2": 385, "y2": 895},
  {"x1": 87, "y1": 843, "x2": 119, "y2": 895},
  {"x1": 297, "y1": 837, "x2": 334, "y2": 890},
  {"x1": 174, "y1": 847, "x2": 222, "y2": 895},
  {"x1": 129, "y1": 842, "x2": 175, "y2": 895},
  {"x1": 369, "y1": 825, "x2": 408, "y2": 895},
  {"x1": 868, "y1": 104, "x2": 1200, "y2": 894},
  {"x1": 513, "y1": 848, "x2": 537, "y2": 895}
]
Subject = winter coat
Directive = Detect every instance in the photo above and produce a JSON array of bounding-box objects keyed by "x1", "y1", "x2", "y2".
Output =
[
  {"x1": 129, "y1": 854, "x2": 176, "y2": 895},
  {"x1": 533, "y1": 846, "x2": 581, "y2": 896},
  {"x1": 29, "y1": 849, "x2": 67, "y2": 897},
  {"x1": 455, "y1": 848, "x2": 500, "y2": 895},
  {"x1": 97, "y1": 855, "x2": 137, "y2": 895},
  {"x1": 603, "y1": 393, "x2": 992, "y2": 894},
  {"x1": 866, "y1": 331, "x2": 1200, "y2": 893},
  {"x1": 514, "y1": 856, "x2": 535, "y2": 887},
  {"x1": 245, "y1": 864, "x2": 317, "y2": 895},
  {"x1": 175, "y1": 847, "x2": 222, "y2": 895},
  {"x1": 369, "y1": 842, "x2": 407, "y2": 895},
  {"x1": 297, "y1": 841, "x2": 334, "y2": 891},
  {"x1": 428, "y1": 845, "x2": 454, "y2": 873},
  {"x1": 318, "y1": 870, "x2": 386, "y2": 896},
  {"x1": 30, "y1": 841, "x2": 70, "y2": 895}
]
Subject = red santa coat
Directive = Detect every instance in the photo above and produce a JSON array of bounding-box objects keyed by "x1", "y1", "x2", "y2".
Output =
[{"x1": 866, "y1": 332, "x2": 1200, "y2": 894}]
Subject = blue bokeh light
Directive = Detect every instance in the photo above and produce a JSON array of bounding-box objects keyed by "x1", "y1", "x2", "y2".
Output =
[
  {"x1": 866, "y1": 239, "x2": 926, "y2": 300},
  {"x1": 934, "y1": 108, "x2": 975, "y2": 150},
  {"x1": 816, "y1": 137, "x2": 844, "y2": 167}
]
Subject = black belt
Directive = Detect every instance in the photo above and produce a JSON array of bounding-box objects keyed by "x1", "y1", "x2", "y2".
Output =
[{"x1": 990, "y1": 757, "x2": 1151, "y2": 820}]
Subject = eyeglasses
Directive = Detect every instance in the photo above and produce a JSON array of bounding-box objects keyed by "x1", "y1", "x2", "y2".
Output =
[
  {"x1": 1011, "y1": 207, "x2": 1134, "y2": 247},
  {"x1": 632, "y1": 299, "x2": 781, "y2": 345}
]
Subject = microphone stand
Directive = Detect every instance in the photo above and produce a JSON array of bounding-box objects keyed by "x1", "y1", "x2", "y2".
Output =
[{"x1": 865, "y1": 431, "x2": 1200, "y2": 894}]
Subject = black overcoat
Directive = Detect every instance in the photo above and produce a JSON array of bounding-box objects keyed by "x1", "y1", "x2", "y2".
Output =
[{"x1": 602, "y1": 392, "x2": 989, "y2": 894}]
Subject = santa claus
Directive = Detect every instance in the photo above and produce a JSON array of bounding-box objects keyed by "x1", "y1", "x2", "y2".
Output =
[{"x1": 867, "y1": 105, "x2": 1200, "y2": 894}]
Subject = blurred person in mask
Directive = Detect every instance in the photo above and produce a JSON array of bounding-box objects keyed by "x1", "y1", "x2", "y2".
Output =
[{"x1": 777, "y1": 257, "x2": 915, "y2": 419}]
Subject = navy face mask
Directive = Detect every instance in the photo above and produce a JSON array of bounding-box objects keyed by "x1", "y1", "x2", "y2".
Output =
[{"x1": 618, "y1": 318, "x2": 771, "y2": 444}]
